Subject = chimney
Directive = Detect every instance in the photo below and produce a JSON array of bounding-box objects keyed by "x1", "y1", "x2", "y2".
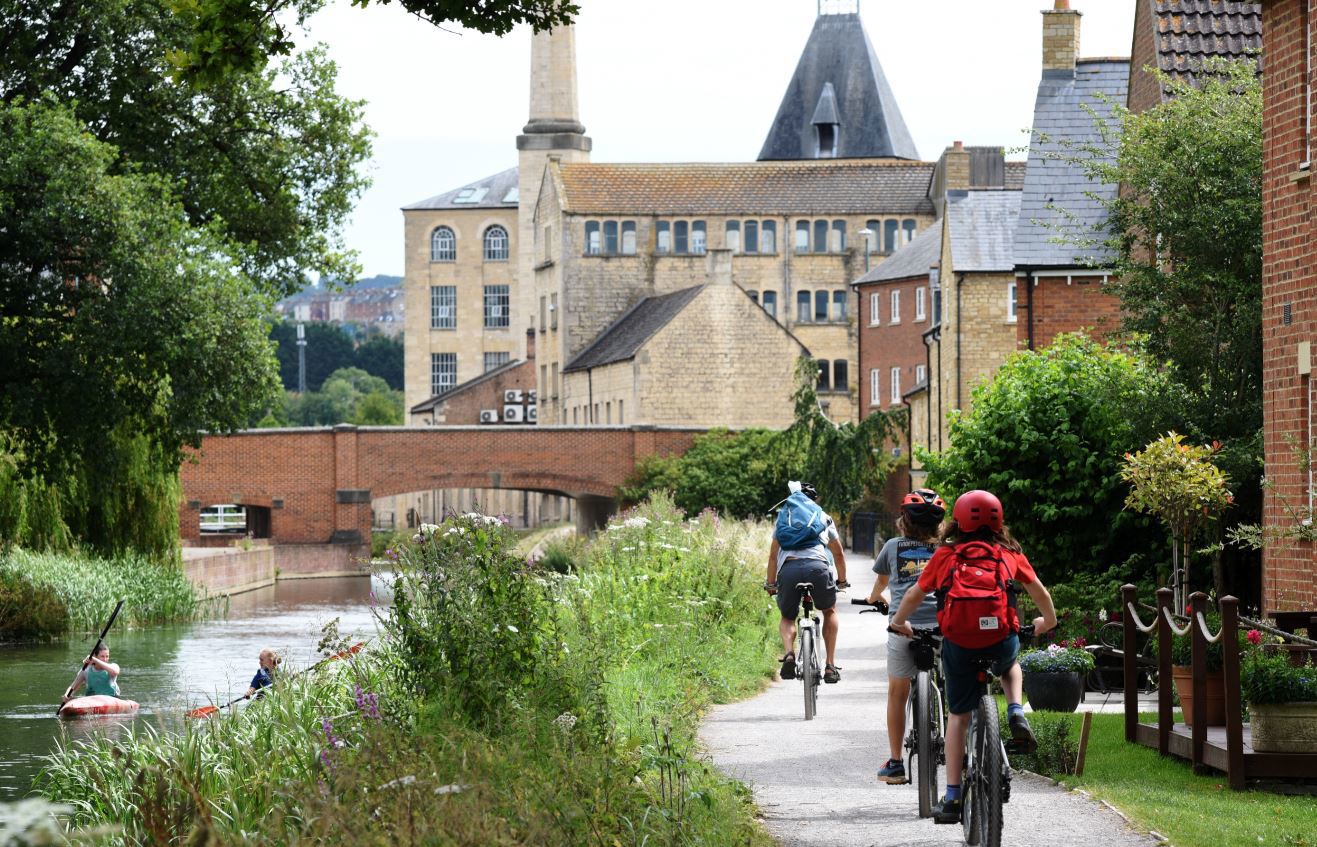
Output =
[
  {"x1": 942, "y1": 140, "x2": 970, "y2": 191},
  {"x1": 1041, "y1": 0, "x2": 1082, "y2": 74},
  {"x1": 707, "y1": 249, "x2": 734, "y2": 285},
  {"x1": 525, "y1": 327, "x2": 536, "y2": 362}
]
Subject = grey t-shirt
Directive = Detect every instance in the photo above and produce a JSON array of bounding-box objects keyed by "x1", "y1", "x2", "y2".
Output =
[{"x1": 873, "y1": 536, "x2": 939, "y2": 626}]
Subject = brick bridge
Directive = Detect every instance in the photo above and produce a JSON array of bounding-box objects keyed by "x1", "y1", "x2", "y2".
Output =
[{"x1": 179, "y1": 425, "x2": 702, "y2": 548}]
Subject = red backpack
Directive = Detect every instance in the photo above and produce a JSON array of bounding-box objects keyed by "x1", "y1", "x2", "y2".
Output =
[{"x1": 934, "y1": 541, "x2": 1020, "y2": 649}]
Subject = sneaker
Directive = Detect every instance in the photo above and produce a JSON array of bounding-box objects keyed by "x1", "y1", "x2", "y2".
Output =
[
  {"x1": 823, "y1": 663, "x2": 841, "y2": 684},
  {"x1": 877, "y1": 758, "x2": 908, "y2": 785},
  {"x1": 780, "y1": 653, "x2": 796, "y2": 680},
  {"x1": 1009, "y1": 711, "x2": 1038, "y2": 754},
  {"x1": 932, "y1": 796, "x2": 962, "y2": 824}
]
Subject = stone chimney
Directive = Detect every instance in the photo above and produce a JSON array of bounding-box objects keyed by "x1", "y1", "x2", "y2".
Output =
[
  {"x1": 1041, "y1": 0, "x2": 1082, "y2": 74},
  {"x1": 942, "y1": 140, "x2": 970, "y2": 191},
  {"x1": 707, "y1": 249, "x2": 734, "y2": 285}
]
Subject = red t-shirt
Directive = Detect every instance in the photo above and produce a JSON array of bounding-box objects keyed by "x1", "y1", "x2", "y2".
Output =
[{"x1": 916, "y1": 543, "x2": 1037, "y2": 595}]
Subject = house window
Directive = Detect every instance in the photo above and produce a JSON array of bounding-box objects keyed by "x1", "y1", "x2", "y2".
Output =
[
  {"x1": 817, "y1": 360, "x2": 830, "y2": 391},
  {"x1": 883, "y1": 220, "x2": 899, "y2": 253},
  {"x1": 573, "y1": 407, "x2": 578, "y2": 425},
  {"x1": 890, "y1": 289, "x2": 901, "y2": 324},
  {"x1": 890, "y1": 366, "x2": 901, "y2": 403},
  {"x1": 1007, "y1": 281, "x2": 1018, "y2": 323},
  {"x1": 916, "y1": 364, "x2": 927, "y2": 385},
  {"x1": 870, "y1": 292, "x2": 880, "y2": 325},
  {"x1": 543, "y1": 224, "x2": 552, "y2": 262},
  {"x1": 618, "y1": 400, "x2": 624, "y2": 425},
  {"x1": 484, "y1": 351, "x2": 510, "y2": 372},
  {"x1": 748, "y1": 290, "x2": 759, "y2": 304},
  {"x1": 621, "y1": 221, "x2": 637, "y2": 255},
  {"x1": 762, "y1": 290, "x2": 777, "y2": 318},
  {"x1": 795, "y1": 221, "x2": 810, "y2": 254},
  {"x1": 813, "y1": 219, "x2": 828, "y2": 253},
  {"x1": 814, "y1": 290, "x2": 828, "y2": 322},
  {"x1": 483, "y1": 285, "x2": 510, "y2": 329},
  {"x1": 833, "y1": 359, "x2": 848, "y2": 391},
  {"x1": 830, "y1": 220, "x2": 846, "y2": 252},
  {"x1": 606, "y1": 401, "x2": 611, "y2": 424},
  {"x1": 585, "y1": 221, "x2": 601, "y2": 255},
  {"x1": 691, "y1": 220, "x2": 706, "y2": 254},
  {"x1": 656, "y1": 221, "x2": 670, "y2": 254},
  {"x1": 796, "y1": 290, "x2": 811, "y2": 322},
  {"x1": 902, "y1": 218, "x2": 917, "y2": 245},
  {"x1": 550, "y1": 293, "x2": 558, "y2": 330},
  {"x1": 762, "y1": 220, "x2": 776, "y2": 253},
  {"x1": 539, "y1": 295, "x2": 546, "y2": 332},
  {"x1": 431, "y1": 353, "x2": 456, "y2": 395},
  {"x1": 744, "y1": 220, "x2": 758, "y2": 253},
  {"x1": 869, "y1": 368, "x2": 880, "y2": 406},
  {"x1": 916, "y1": 286, "x2": 927, "y2": 321},
  {"x1": 604, "y1": 220, "x2": 619, "y2": 254},
  {"x1": 816, "y1": 122, "x2": 837, "y2": 158},
  {"x1": 430, "y1": 286, "x2": 456, "y2": 330},
  {"x1": 483, "y1": 225, "x2": 509, "y2": 261},
  {"x1": 865, "y1": 220, "x2": 881, "y2": 254},
  {"x1": 551, "y1": 363, "x2": 559, "y2": 399},
  {"x1": 430, "y1": 226, "x2": 455, "y2": 262},
  {"x1": 674, "y1": 220, "x2": 689, "y2": 254},
  {"x1": 726, "y1": 221, "x2": 741, "y2": 253},
  {"x1": 832, "y1": 290, "x2": 847, "y2": 321}
]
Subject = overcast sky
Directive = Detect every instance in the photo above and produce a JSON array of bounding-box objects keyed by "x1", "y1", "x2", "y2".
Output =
[{"x1": 300, "y1": 1, "x2": 1137, "y2": 278}]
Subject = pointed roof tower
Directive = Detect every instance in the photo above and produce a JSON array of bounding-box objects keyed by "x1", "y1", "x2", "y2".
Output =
[{"x1": 758, "y1": 4, "x2": 919, "y2": 161}]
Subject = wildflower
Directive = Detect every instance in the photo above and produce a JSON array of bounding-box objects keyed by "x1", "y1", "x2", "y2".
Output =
[
  {"x1": 621, "y1": 546, "x2": 636, "y2": 552},
  {"x1": 354, "y1": 684, "x2": 381, "y2": 720},
  {"x1": 553, "y1": 712, "x2": 578, "y2": 732},
  {"x1": 506, "y1": 624, "x2": 519, "y2": 633},
  {"x1": 623, "y1": 516, "x2": 651, "y2": 529},
  {"x1": 1098, "y1": 608, "x2": 1108, "y2": 622},
  {"x1": 378, "y1": 775, "x2": 417, "y2": 790},
  {"x1": 1247, "y1": 629, "x2": 1263, "y2": 646}
]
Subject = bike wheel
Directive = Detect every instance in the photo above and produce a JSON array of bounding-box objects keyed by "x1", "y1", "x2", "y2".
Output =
[
  {"x1": 801, "y1": 627, "x2": 818, "y2": 720},
  {"x1": 961, "y1": 709, "x2": 979, "y2": 846},
  {"x1": 916, "y1": 672, "x2": 938, "y2": 818},
  {"x1": 975, "y1": 695, "x2": 1005, "y2": 847}
]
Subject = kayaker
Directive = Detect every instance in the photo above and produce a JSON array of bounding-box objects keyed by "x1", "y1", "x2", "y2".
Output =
[
  {"x1": 62, "y1": 644, "x2": 121, "y2": 703},
  {"x1": 245, "y1": 648, "x2": 281, "y2": 699}
]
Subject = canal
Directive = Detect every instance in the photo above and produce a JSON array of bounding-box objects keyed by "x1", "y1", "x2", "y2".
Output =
[{"x1": 0, "y1": 575, "x2": 384, "y2": 801}]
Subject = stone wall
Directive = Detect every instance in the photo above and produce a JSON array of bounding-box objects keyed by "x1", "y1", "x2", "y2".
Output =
[{"x1": 182, "y1": 547, "x2": 276, "y2": 596}]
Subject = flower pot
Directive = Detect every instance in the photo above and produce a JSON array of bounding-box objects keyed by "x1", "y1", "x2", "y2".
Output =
[
  {"x1": 1249, "y1": 701, "x2": 1317, "y2": 753},
  {"x1": 1023, "y1": 670, "x2": 1084, "y2": 712},
  {"x1": 1171, "y1": 666, "x2": 1226, "y2": 727}
]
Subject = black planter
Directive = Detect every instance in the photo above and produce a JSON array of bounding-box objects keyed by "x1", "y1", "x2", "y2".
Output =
[{"x1": 1022, "y1": 671, "x2": 1083, "y2": 712}]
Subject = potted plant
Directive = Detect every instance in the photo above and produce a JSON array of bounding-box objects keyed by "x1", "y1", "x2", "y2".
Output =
[
  {"x1": 1020, "y1": 642, "x2": 1096, "y2": 712},
  {"x1": 1153, "y1": 610, "x2": 1249, "y2": 727},
  {"x1": 1241, "y1": 644, "x2": 1317, "y2": 753}
]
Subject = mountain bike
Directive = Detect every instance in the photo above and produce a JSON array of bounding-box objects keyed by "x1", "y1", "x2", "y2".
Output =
[{"x1": 795, "y1": 582, "x2": 824, "y2": 720}]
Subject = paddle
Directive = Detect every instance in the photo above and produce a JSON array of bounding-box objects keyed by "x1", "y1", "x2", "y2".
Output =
[
  {"x1": 58, "y1": 599, "x2": 126, "y2": 715},
  {"x1": 185, "y1": 642, "x2": 365, "y2": 719}
]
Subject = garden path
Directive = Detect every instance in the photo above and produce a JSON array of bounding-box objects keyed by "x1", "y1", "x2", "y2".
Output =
[{"x1": 699, "y1": 552, "x2": 1161, "y2": 847}]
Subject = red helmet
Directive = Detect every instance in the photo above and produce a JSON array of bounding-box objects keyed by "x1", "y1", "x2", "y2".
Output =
[
  {"x1": 952, "y1": 490, "x2": 1003, "y2": 533},
  {"x1": 900, "y1": 488, "x2": 945, "y2": 525}
]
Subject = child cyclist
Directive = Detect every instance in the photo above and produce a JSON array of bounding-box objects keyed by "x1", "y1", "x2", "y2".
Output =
[
  {"x1": 867, "y1": 488, "x2": 945, "y2": 785},
  {"x1": 888, "y1": 489, "x2": 1057, "y2": 824}
]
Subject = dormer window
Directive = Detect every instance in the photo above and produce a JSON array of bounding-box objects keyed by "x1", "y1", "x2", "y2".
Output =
[
  {"x1": 816, "y1": 123, "x2": 838, "y2": 158},
  {"x1": 811, "y1": 81, "x2": 841, "y2": 159}
]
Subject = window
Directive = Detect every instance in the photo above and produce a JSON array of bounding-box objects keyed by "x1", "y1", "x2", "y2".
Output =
[
  {"x1": 890, "y1": 366, "x2": 901, "y2": 403},
  {"x1": 813, "y1": 219, "x2": 828, "y2": 253},
  {"x1": 726, "y1": 221, "x2": 741, "y2": 253},
  {"x1": 483, "y1": 285, "x2": 510, "y2": 329},
  {"x1": 606, "y1": 401, "x2": 611, "y2": 424},
  {"x1": 916, "y1": 364, "x2": 927, "y2": 385},
  {"x1": 816, "y1": 360, "x2": 830, "y2": 391},
  {"x1": 890, "y1": 289, "x2": 901, "y2": 324},
  {"x1": 916, "y1": 286, "x2": 927, "y2": 321},
  {"x1": 815, "y1": 290, "x2": 828, "y2": 322},
  {"x1": 744, "y1": 220, "x2": 758, "y2": 253},
  {"x1": 833, "y1": 359, "x2": 848, "y2": 391},
  {"x1": 869, "y1": 369, "x2": 880, "y2": 406},
  {"x1": 621, "y1": 221, "x2": 637, "y2": 255},
  {"x1": 541, "y1": 365, "x2": 547, "y2": 400},
  {"x1": 796, "y1": 290, "x2": 811, "y2": 322},
  {"x1": 1007, "y1": 281, "x2": 1018, "y2": 323},
  {"x1": 550, "y1": 293, "x2": 558, "y2": 330},
  {"x1": 539, "y1": 295, "x2": 546, "y2": 333},
  {"x1": 551, "y1": 363, "x2": 559, "y2": 399},
  {"x1": 585, "y1": 221, "x2": 601, "y2": 255},
  {"x1": 656, "y1": 221, "x2": 671, "y2": 254},
  {"x1": 431, "y1": 353, "x2": 456, "y2": 396},
  {"x1": 830, "y1": 220, "x2": 846, "y2": 253},
  {"x1": 674, "y1": 220, "x2": 689, "y2": 254},
  {"x1": 762, "y1": 220, "x2": 777, "y2": 254},
  {"x1": 483, "y1": 225, "x2": 509, "y2": 261},
  {"x1": 902, "y1": 219, "x2": 917, "y2": 245},
  {"x1": 869, "y1": 292, "x2": 880, "y2": 326},
  {"x1": 484, "y1": 352, "x2": 510, "y2": 372},
  {"x1": 691, "y1": 220, "x2": 706, "y2": 254},
  {"x1": 543, "y1": 225, "x2": 552, "y2": 262},
  {"x1": 816, "y1": 122, "x2": 837, "y2": 158},
  {"x1": 618, "y1": 400, "x2": 624, "y2": 425},
  {"x1": 430, "y1": 286, "x2": 456, "y2": 330},
  {"x1": 762, "y1": 290, "x2": 777, "y2": 318},
  {"x1": 430, "y1": 226, "x2": 455, "y2": 262},
  {"x1": 832, "y1": 290, "x2": 847, "y2": 321},
  {"x1": 883, "y1": 220, "x2": 899, "y2": 253},
  {"x1": 932, "y1": 284, "x2": 943, "y2": 326},
  {"x1": 748, "y1": 290, "x2": 759, "y2": 304},
  {"x1": 573, "y1": 407, "x2": 578, "y2": 425},
  {"x1": 795, "y1": 221, "x2": 810, "y2": 253},
  {"x1": 865, "y1": 220, "x2": 881, "y2": 254},
  {"x1": 603, "y1": 220, "x2": 619, "y2": 254}
]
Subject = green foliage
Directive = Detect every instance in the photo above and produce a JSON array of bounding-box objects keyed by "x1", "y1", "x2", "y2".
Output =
[
  {"x1": 536, "y1": 539, "x2": 582, "y2": 575},
  {"x1": 1241, "y1": 650, "x2": 1317, "y2": 705},
  {"x1": 1019, "y1": 645, "x2": 1097, "y2": 674},
  {"x1": 1003, "y1": 710, "x2": 1079, "y2": 778},
  {"x1": 270, "y1": 321, "x2": 358, "y2": 391},
  {"x1": 918, "y1": 334, "x2": 1175, "y2": 578},
  {"x1": 1121, "y1": 433, "x2": 1232, "y2": 544},
  {"x1": 263, "y1": 367, "x2": 406, "y2": 426},
  {"x1": 1149, "y1": 612, "x2": 1250, "y2": 671},
  {"x1": 354, "y1": 332, "x2": 405, "y2": 391}
]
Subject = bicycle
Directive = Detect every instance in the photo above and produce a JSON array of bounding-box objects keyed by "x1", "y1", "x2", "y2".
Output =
[{"x1": 794, "y1": 582, "x2": 824, "y2": 719}]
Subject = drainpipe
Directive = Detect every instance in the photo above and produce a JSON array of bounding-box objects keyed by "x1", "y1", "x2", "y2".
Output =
[
  {"x1": 587, "y1": 368, "x2": 594, "y2": 424},
  {"x1": 782, "y1": 215, "x2": 792, "y2": 328},
  {"x1": 1023, "y1": 268, "x2": 1037, "y2": 350}
]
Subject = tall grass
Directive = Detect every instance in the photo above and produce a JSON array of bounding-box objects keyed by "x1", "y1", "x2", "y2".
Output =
[{"x1": 0, "y1": 548, "x2": 203, "y2": 638}]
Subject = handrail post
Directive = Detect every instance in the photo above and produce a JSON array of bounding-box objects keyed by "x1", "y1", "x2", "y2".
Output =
[
  {"x1": 1157, "y1": 587, "x2": 1173, "y2": 756},
  {"x1": 1221, "y1": 596, "x2": 1245, "y2": 789},
  {"x1": 1190, "y1": 591, "x2": 1208, "y2": 773},
  {"x1": 1122, "y1": 584, "x2": 1139, "y2": 743}
]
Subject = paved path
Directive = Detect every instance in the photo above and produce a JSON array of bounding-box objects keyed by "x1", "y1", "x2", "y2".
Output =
[{"x1": 699, "y1": 552, "x2": 1161, "y2": 847}]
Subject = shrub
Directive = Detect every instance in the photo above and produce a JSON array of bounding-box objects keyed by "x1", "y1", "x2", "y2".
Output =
[
  {"x1": 1020, "y1": 644, "x2": 1097, "y2": 675},
  {"x1": 1005, "y1": 711, "x2": 1080, "y2": 777},
  {"x1": 1241, "y1": 650, "x2": 1317, "y2": 705}
]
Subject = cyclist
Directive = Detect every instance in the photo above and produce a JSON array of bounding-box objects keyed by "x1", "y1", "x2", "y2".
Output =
[
  {"x1": 766, "y1": 482, "x2": 849, "y2": 684},
  {"x1": 888, "y1": 489, "x2": 1057, "y2": 824},
  {"x1": 867, "y1": 488, "x2": 945, "y2": 785}
]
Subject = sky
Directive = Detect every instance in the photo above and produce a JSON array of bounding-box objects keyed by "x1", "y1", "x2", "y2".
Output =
[{"x1": 298, "y1": 1, "x2": 1138, "y2": 279}]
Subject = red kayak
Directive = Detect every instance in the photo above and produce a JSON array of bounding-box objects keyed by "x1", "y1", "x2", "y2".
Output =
[{"x1": 58, "y1": 695, "x2": 139, "y2": 718}]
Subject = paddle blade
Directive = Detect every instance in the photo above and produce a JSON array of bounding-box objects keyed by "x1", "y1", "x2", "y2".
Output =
[
  {"x1": 185, "y1": 705, "x2": 219, "y2": 719},
  {"x1": 331, "y1": 643, "x2": 364, "y2": 661}
]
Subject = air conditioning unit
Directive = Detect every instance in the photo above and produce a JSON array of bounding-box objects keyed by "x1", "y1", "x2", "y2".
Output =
[
  {"x1": 503, "y1": 389, "x2": 523, "y2": 404},
  {"x1": 503, "y1": 405, "x2": 525, "y2": 423},
  {"x1": 526, "y1": 390, "x2": 537, "y2": 404},
  {"x1": 479, "y1": 409, "x2": 498, "y2": 424},
  {"x1": 526, "y1": 405, "x2": 538, "y2": 423}
]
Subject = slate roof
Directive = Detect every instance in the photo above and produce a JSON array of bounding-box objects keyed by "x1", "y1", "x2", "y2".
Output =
[
  {"x1": 1152, "y1": 1, "x2": 1262, "y2": 83},
  {"x1": 758, "y1": 13, "x2": 920, "y2": 161},
  {"x1": 563, "y1": 286, "x2": 705, "y2": 373},
  {"x1": 556, "y1": 161, "x2": 936, "y2": 216},
  {"x1": 1013, "y1": 59, "x2": 1129, "y2": 269},
  {"x1": 948, "y1": 190, "x2": 1021, "y2": 273},
  {"x1": 853, "y1": 218, "x2": 941, "y2": 285},
  {"x1": 403, "y1": 167, "x2": 519, "y2": 211},
  {"x1": 409, "y1": 358, "x2": 525, "y2": 414}
]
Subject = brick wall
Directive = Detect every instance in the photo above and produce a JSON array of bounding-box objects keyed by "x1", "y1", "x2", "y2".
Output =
[
  {"x1": 856, "y1": 274, "x2": 935, "y2": 413},
  {"x1": 1127, "y1": 0, "x2": 1162, "y2": 116},
  {"x1": 1260, "y1": 0, "x2": 1317, "y2": 612},
  {"x1": 1017, "y1": 273, "x2": 1123, "y2": 349}
]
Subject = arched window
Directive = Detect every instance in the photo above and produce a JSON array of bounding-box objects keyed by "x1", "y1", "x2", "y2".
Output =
[
  {"x1": 430, "y1": 226, "x2": 456, "y2": 262},
  {"x1": 762, "y1": 220, "x2": 777, "y2": 254},
  {"x1": 691, "y1": 220, "x2": 707, "y2": 254},
  {"x1": 726, "y1": 220, "x2": 741, "y2": 253},
  {"x1": 832, "y1": 290, "x2": 847, "y2": 321},
  {"x1": 621, "y1": 221, "x2": 637, "y2": 255},
  {"x1": 813, "y1": 219, "x2": 828, "y2": 253},
  {"x1": 796, "y1": 290, "x2": 811, "y2": 322},
  {"x1": 830, "y1": 220, "x2": 846, "y2": 252},
  {"x1": 483, "y1": 225, "x2": 509, "y2": 261},
  {"x1": 603, "y1": 220, "x2": 619, "y2": 254},
  {"x1": 884, "y1": 220, "x2": 899, "y2": 253},
  {"x1": 795, "y1": 221, "x2": 810, "y2": 253},
  {"x1": 747, "y1": 290, "x2": 759, "y2": 304},
  {"x1": 815, "y1": 290, "x2": 829, "y2": 322},
  {"x1": 762, "y1": 290, "x2": 777, "y2": 318},
  {"x1": 816, "y1": 360, "x2": 830, "y2": 391},
  {"x1": 585, "y1": 221, "x2": 601, "y2": 255},
  {"x1": 744, "y1": 220, "x2": 758, "y2": 253},
  {"x1": 865, "y1": 220, "x2": 881, "y2": 254},
  {"x1": 902, "y1": 218, "x2": 917, "y2": 245},
  {"x1": 833, "y1": 360, "x2": 848, "y2": 391}
]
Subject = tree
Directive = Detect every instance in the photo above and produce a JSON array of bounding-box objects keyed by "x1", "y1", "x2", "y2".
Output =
[
  {"x1": 355, "y1": 333, "x2": 404, "y2": 390},
  {"x1": 0, "y1": 0, "x2": 373, "y2": 296},
  {"x1": 918, "y1": 334, "x2": 1176, "y2": 580},
  {"x1": 269, "y1": 321, "x2": 358, "y2": 391}
]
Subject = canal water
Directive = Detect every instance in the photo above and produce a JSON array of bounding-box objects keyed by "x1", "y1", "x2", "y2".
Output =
[{"x1": 0, "y1": 575, "x2": 385, "y2": 801}]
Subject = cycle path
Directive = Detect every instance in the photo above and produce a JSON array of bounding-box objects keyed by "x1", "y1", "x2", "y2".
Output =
[{"x1": 699, "y1": 552, "x2": 1161, "y2": 847}]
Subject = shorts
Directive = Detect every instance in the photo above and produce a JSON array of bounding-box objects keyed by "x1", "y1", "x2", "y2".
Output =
[
  {"x1": 941, "y1": 634, "x2": 1020, "y2": 715},
  {"x1": 775, "y1": 558, "x2": 837, "y2": 619}
]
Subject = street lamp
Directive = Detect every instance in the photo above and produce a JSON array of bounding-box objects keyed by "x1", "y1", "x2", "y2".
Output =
[
  {"x1": 296, "y1": 322, "x2": 307, "y2": 393},
  {"x1": 858, "y1": 227, "x2": 875, "y2": 274}
]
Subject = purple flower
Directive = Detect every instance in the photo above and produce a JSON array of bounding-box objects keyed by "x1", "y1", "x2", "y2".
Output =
[{"x1": 354, "y1": 684, "x2": 380, "y2": 720}]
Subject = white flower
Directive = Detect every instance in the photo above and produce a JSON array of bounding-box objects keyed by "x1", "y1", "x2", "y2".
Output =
[
  {"x1": 623, "y1": 516, "x2": 651, "y2": 529},
  {"x1": 377, "y1": 775, "x2": 417, "y2": 790},
  {"x1": 506, "y1": 624, "x2": 519, "y2": 633},
  {"x1": 660, "y1": 542, "x2": 675, "y2": 550},
  {"x1": 621, "y1": 546, "x2": 636, "y2": 552},
  {"x1": 553, "y1": 712, "x2": 578, "y2": 732},
  {"x1": 1098, "y1": 608, "x2": 1109, "y2": 622}
]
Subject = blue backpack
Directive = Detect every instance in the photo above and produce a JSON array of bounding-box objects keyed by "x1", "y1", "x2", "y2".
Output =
[{"x1": 774, "y1": 491, "x2": 828, "y2": 550}]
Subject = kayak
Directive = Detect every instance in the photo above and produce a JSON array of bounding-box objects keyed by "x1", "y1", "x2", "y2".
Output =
[{"x1": 59, "y1": 695, "x2": 139, "y2": 719}]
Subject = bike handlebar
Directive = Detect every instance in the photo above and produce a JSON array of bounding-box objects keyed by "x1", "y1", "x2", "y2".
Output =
[{"x1": 851, "y1": 598, "x2": 889, "y2": 615}]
